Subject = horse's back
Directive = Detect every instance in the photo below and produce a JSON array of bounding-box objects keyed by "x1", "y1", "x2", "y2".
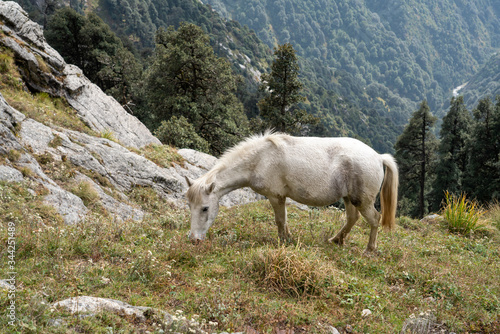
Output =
[{"x1": 253, "y1": 135, "x2": 385, "y2": 206}]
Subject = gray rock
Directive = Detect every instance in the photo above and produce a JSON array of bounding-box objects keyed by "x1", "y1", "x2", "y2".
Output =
[
  {"x1": 74, "y1": 173, "x2": 144, "y2": 221},
  {"x1": 64, "y1": 130, "x2": 183, "y2": 196},
  {"x1": 17, "y1": 119, "x2": 153, "y2": 223},
  {"x1": 0, "y1": 165, "x2": 23, "y2": 182},
  {"x1": 326, "y1": 326, "x2": 341, "y2": 334},
  {"x1": 63, "y1": 65, "x2": 160, "y2": 148},
  {"x1": 420, "y1": 214, "x2": 441, "y2": 224},
  {"x1": 178, "y1": 148, "x2": 217, "y2": 170},
  {"x1": 0, "y1": 92, "x2": 25, "y2": 130},
  {"x1": 43, "y1": 182, "x2": 88, "y2": 225},
  {"x1": 400, "y1": 312, "x2": 450, "y2": 334},
  {"x1": 52, "y1": 296, "x2": 161, "y2": 323},
  {"x1": 0, "y1": 1, "x2": 46, "y2": 49},
  {"x1": 51, "y1": 296, "x2": 220, "y2": 333},
  {"x1": 0, "y1": 94, "x2": 25, "y2": 156}
]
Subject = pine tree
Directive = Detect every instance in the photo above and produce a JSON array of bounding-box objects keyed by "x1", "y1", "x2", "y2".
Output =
[
  {"x1": 45, "y1": 8, "x2": 141, "y2": 106},
  {"x1": 258, "y1": 43, "x2": 318, "y2": 134},
  {"x1": 145, "y1": 23, "x2": 248, "y2": 155},
  {"x1": 394, "y1": 100, "x2": 439, "y2": 218},
  {"x1": 431, "y1": 96, "x2": 472, "y2": 210},
  {"x1": 464, "y1": 97, "x2": 500, "y2": 202}
]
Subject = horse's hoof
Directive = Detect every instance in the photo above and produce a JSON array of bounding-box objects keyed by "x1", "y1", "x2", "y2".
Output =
[
  {"x1": 328, "y1": 237, "x2": 343, "y2": 245},
  {"x1": 279, "y1": 235, "x2": 293, "y2": 244},
  {"x1": 363, "y1": 248, "x2": 379, "y2": 256}
]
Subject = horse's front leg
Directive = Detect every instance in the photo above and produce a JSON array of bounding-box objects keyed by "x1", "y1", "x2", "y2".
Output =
[
  {"x1": 269, "y1": 196, "x2": 291, "y2": 241},
  {"x1": 329, "y1": 198, "x2": 359, "y2": 246}
]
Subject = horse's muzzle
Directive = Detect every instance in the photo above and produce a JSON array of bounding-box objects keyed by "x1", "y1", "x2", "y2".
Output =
[{"x1": 188, "y1": 231, "x2": 205, "y2": 245}]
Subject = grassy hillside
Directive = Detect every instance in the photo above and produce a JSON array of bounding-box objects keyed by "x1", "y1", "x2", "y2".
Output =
[
  {"x1": 1, "y1": 182, "x2": 500, "y2": 333},
  {"x1": 1, "y1": 5, "x2": 500, "y2": 333},
  {"x1": 0, "y1": 56, "x2": 499, "y2": 328}
]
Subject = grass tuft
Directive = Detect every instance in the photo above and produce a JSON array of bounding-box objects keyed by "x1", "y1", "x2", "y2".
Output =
[
  {"x1": 48, "y1": 134, "x2": 63, "y2": 148},
  {"x1": 70, "y1": 181, "x2": 100, "y2": 208},
  {"x1": 249, "y1": 242, "x2": 336, "y2": 298},
  {"x1": 487, "y1": 201, "x2": 500, "y2": 231},
  {"x1": 99, "y1": 129, "x2": 118, "y2": 142},
  {"x1": 7, "y1": 149, "x2": 21, "y2": 162},
  {"x1": 441, "y1": 191, "x2": 486, "y2": 236},
  {"x1": 129, "y1": 143, "x2": 184, "y2": 168}
]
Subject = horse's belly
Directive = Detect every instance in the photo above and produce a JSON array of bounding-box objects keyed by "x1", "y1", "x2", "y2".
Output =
[{"x1": 284, "y1": 178, "x2": 344, "y2": 207}]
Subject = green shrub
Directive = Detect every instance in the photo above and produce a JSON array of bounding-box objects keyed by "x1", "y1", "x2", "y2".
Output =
[
  {"x1": 442, "y1": 191, "x2": 485, "y2": 235},
  {"x1": 154, "y1": 116, "x2": 210, "y2": 153},
  {"x1": 138, "y1": 144, "x2": 184, "y2": 168}
]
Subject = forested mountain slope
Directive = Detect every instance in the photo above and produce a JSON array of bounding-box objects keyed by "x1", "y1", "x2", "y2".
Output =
[
  {"x1": 205, "y1": 0, "x2": 500, "y2": 118},
  {"x1": 12, "y1": 0, "x2": 500, "y2": 153},
  {"x1": 461, "y1": 52, "x2": 500, "y2": 109}
]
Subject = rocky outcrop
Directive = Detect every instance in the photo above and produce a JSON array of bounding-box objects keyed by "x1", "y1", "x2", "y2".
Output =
[
  {"x1": 0, "y1": 1, "x2": 160, "y2": 149},
  {"x1": 52, "y1": 296, "x2": 168, "y2": 323},
  {"x1": 0, "y1": 1, "x2": 263, "y2": 224},
  {"x1": 51, "y1": 296, "x2": 234, "y2": 334}
]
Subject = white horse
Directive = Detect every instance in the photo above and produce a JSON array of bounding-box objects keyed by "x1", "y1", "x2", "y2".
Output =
[{"x1": 185, "y1": 132, "x2": 398, "y2": 252}]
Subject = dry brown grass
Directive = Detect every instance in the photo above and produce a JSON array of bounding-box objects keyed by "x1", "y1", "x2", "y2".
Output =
[{"x1": 249, "y1": 242, "x2": 338, "y2": 298}]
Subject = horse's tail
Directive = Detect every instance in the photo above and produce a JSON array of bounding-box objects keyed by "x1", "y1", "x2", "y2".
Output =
[{"x1": 380, "y1": 154, "x2": 399, "y2": 230}]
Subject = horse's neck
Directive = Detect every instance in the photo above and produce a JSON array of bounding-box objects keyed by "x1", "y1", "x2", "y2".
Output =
[{"x1": 213, "y1": 161, "x2": 252, "y2": 199}]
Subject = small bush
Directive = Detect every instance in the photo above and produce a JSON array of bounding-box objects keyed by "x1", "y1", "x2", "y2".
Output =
[
  {"x1": 442, "y1": 192, "x2": 485, "y2": 236},
  {"x1": 19, "y1": 166, "x2": 34, "y2": 177},
  {"x1": 154, "y1": 116, "x2": 210, "y2": 153},
  {"x1": 35, "y1": 152, "x2": 54, "y2": 165},
  {"x1": 138, "y1": 144, "x2": 184, "y2": 167}
]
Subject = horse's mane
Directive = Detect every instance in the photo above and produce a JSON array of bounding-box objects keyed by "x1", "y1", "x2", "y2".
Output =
[
  {"x1": 186, "y1": 131, "x2": 288, "y2": 204},
  {"x1": 216, "y1": 130, "x2": 287, "y2": 170}
]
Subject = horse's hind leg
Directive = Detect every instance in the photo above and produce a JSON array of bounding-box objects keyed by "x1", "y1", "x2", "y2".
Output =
[
  {"x1": 269, "y1": 196, "x2": 291, "y2": 241},
  {"x1": 329, "y1": 198, "x2": 359, "y2": 245},
  {"x1": 359, "y1": 204, "x2": 381, "y2": 252}
]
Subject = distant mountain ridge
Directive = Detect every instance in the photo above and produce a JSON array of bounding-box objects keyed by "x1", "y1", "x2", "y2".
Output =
[{"x1": 204, "y1": 0, "x2": 500, "y2": 117}]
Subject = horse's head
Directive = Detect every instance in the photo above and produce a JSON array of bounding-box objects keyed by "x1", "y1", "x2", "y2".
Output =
[{"x1": 185, "y1": 177, "x2": 220, "y2": 243}]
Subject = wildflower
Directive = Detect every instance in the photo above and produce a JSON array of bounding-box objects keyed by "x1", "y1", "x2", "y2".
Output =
[{"x1": 361, "y1": 309, "x2": 372, "y2": 317}]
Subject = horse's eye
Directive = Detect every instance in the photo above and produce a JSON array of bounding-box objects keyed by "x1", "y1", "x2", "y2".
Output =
[{"x1": 202, "y1": 206, "x2": 209, "y2": 212}]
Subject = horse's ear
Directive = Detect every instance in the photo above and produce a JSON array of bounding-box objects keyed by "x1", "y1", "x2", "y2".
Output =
[
  {"x1": 206, "y1": 182, "x2": 215, "y2": 194},
  {"x1": 185, "y1": 176, "x2": 193, "y2": 187}
]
